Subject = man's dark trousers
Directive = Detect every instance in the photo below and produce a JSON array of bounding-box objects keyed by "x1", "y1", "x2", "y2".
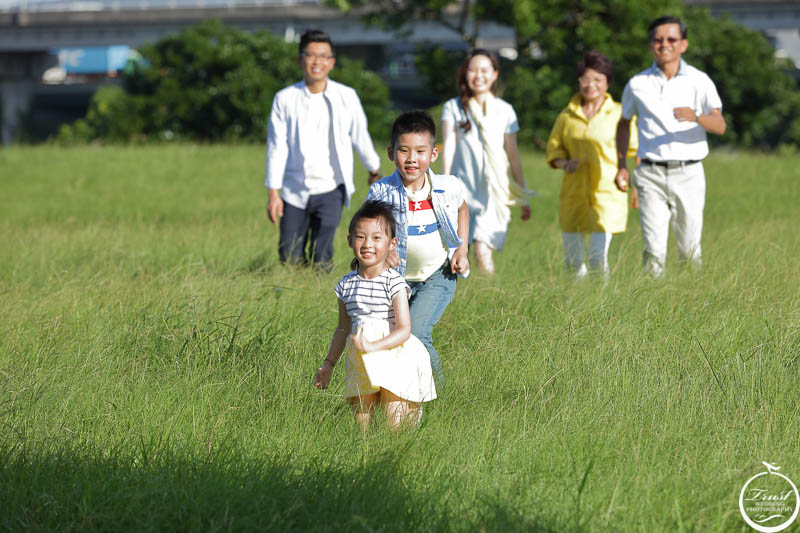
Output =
[{"x1": 279, "y1": 185, "x2": 345, "y2": 268}]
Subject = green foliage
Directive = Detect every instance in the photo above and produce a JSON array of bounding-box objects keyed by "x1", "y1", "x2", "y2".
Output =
[
  {"x1": 503, "y1": 64, "x2": 573, "y2": 148},
  {"x1": 59, "y1": 19, "x2": 393, "y2": 143},
  {"x1": 57, "y1": 85, "x2": 148, "y2": 143},
  {"x1": 323, "y1": 0, "x2": 480, "y2": 44},
  {"x1": 412, "y1": 46, "x2": 464, "y2": 104},
  {"x1": 123, "y1": 19, "x2": 299, "y2": 142},
  {"x1": 56, "y1": 4, "x2": 800, "y2": 149},
  {"x1": 500, "y1": 0, "x2": 683, "y2": 146},
  {"x1": 683, "y1": 8, "x2": 800, "y2": 148},
  {"x1": 500, "y1": 1, "x2": 800, "y2": 150},
  {"x1": 329, "y1": 0, "x2": 800, "y2": 150},
  {"x1": 330, "y1": 56, "x2": 394, "y2": 141}
]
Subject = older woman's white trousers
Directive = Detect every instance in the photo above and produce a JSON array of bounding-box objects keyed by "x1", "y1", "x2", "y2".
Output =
[{"x1": 562, "y1": 232, "x2": 612, "y2": 277}]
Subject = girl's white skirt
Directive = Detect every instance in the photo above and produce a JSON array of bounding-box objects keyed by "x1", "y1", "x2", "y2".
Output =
[{"x1": 344, "y1": 319, "x2": 437, "y2": 403}]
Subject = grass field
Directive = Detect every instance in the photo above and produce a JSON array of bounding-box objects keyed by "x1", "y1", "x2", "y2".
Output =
[{"x1": 2, "y1": 144, "x2": 799, "y2": 531}]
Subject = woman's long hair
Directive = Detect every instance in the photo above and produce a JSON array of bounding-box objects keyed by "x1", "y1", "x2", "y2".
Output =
[{"x1": 456, "y1": 48, "x2": 500, "y2": 133}]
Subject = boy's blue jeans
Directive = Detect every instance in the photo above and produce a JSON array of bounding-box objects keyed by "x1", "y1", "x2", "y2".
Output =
[{"x1": 408, "y1": 262, "x2": 457, "y2": 389}]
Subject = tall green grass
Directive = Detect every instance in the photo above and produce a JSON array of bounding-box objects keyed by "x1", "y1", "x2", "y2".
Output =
[{"x1": 1, "y1": 145, "x2": 799, "y2": 531}]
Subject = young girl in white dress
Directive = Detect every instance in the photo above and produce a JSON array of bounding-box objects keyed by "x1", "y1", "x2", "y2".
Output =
[{"x1": 314, "y1": 200, "x2": 436, "y2": 430}]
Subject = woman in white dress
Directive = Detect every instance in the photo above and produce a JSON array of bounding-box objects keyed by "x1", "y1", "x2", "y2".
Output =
[{"x1": 441, "y1": 49, "x2": 531, "y2": 275}]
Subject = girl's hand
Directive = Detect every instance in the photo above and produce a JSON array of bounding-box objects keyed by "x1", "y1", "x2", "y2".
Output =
[
  {"x1": 520, "y1": 205, "x2": 531, "y2": 221},
  {"x1": 314, "y1": 361, "x2": 334, "y2": 389},
  {"x1": 350, "y1": 332, "x2": 373, "y2": 353}
]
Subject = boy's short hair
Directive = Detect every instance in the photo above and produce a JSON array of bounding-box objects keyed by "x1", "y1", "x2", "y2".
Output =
[
  {"x1": 648, "y1": 16, "x2": 687, "y2": 40},
  {"x1": 299, "y1": 29, "x2": 334, "y2": 56},
  {"x1": 390, "y1": 110, "x2": 436, "y2": 149}
]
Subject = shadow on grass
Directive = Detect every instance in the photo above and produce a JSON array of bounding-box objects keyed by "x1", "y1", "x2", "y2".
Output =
[
  {"x1": 1, "y1": 443, "x2": 556, "y2": 532},
  {"x1": 245, "y1": 251, "x2": 271, "y2": 273}
]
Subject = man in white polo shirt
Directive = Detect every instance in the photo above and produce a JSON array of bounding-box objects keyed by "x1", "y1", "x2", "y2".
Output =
[
  {"x1": 265, "y1": 29, "x2": 381, "y2": 269},
  {"x1": 615, "y1": 16, "x2": 726, "y2": 277}
]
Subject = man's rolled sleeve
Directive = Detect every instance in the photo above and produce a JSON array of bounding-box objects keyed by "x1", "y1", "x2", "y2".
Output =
[
  {"x1": 265, "y1": 96, "x2": 289, "y2": 190},
  {"x1": 621, "y1": 82, "x2": 636, "y2": 121},
  {"x1": 700, "y1": 75, "x2": 723, "y2": 115}
]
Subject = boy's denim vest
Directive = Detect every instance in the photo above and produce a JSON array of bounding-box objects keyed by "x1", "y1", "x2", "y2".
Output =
[{"x1": 366, "y1": 170, "x2": 464, "y2": 277}]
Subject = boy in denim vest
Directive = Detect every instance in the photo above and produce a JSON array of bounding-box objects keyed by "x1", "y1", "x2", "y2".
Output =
[{"x1": 367, "y1": 111, "x2": 470, "y2": 387}]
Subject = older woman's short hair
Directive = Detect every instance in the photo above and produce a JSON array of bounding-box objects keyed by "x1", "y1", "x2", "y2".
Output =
[{"x1": 577, "y1": 50, "x2": 613, "y2": 85}]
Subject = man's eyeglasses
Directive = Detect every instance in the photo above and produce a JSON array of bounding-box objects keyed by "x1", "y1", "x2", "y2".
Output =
[
  {"x1": 651, "y1": 37, "x2": 682, "y2": 45},
  {"x1": 301, "y1": 53, "x2": 334, "y2": 62}
]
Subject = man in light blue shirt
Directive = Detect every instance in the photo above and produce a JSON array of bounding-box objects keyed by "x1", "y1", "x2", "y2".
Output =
[{"x1": 265, "y1": 29, "x2": 381, "y2": 269}]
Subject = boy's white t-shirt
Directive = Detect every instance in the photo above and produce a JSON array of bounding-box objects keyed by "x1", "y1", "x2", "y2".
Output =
[
  {"x1": 303, "y1": 91, "x2": 338, "y2": 195},
  {"x1": 404, "y1": 174, "x2": 448, "y2": 282}
]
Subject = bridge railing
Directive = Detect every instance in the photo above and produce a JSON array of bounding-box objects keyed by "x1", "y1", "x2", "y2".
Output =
[{"x1": 0, "y1": 0, "x2": 318, "y2": 13}]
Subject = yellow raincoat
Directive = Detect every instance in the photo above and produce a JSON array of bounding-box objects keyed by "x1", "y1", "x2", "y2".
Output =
[{"x1": 546, "y1": 93, "x2": 638, "y2": 234}]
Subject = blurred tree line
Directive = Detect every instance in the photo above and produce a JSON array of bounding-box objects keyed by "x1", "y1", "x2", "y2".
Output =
[
  {"x1": 376, "y1": 0, "x2": 800, "y2": 149},
  {"x1": 57, "y1": 19, "x2": 393, "y2": 143},
  {"x1": 61, "y1": 1, "x2": 800, "y2": 150}
]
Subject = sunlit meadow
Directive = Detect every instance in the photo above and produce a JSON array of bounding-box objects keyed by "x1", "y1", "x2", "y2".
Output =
[{"x1": 1, "y1": 144, "x2": 799, "y2": 531}]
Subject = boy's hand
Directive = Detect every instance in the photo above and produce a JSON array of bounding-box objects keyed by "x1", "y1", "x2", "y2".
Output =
[
  {"x1": 350, "y1": 332, "x2": 373, "y2": 353},
  {"x1": 451, "y1": 247, "x2": 470, "y2": 275},
  {"x1": 314, "y1": 361, "x2": 334, "y2": 389},
  {"x1": 521, "y1": 205, "x2": 531, "y2": 221},
  {"x1": 385, "y1": 250, "x2": 400, "y2": 269}
]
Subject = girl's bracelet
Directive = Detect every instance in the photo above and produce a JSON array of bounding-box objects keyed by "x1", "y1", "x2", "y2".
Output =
[{"x1": 323, "y1": 358, "x2": 336, "y2": 367}]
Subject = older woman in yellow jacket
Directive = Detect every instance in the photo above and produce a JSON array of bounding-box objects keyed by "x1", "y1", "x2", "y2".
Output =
[{"x1": 546, "y1": 50, "x2": 638, "y2": 278}]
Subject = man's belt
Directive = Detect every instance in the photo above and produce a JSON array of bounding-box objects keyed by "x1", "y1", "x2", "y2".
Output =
[{"x1": 642, "y1": 159, "x2": 701, "y2": 169}]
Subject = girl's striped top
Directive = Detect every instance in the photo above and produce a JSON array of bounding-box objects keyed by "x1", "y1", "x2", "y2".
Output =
[{"x1": 334, "y1": 268, "x2": 409, "y2": 328}]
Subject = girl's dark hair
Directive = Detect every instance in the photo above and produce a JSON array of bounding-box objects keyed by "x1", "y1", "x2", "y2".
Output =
[
  {"x1": 456, "y1": 48, "x2": 500, "y2": 133},
  {"x1": 577, "y1": 50, "x2": 614, "y2": 85},
  {"x1": 348, "y1": 200, "x2": 397, "y2": 270}
]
